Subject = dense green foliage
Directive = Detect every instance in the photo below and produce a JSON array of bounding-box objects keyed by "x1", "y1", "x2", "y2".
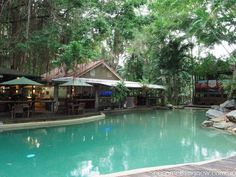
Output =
[
  {"x1": 1, "y1": 0, "x2": 236, "y2": 104},
  {"x1": 112, "y1": 81, "x2": 130, "y2": 107},
  {"x1": 53, "y1": 40, "x2": 96, "y2": 74},
  {"x1": 0, "y1": 0, "x2": 147, "y2": 73},
  {"x1": 122, "y1": 0, "x2": 236, "y2": 103},
  {"x1": 193, "y1": 54, "x2": 231, "y2": 78}
]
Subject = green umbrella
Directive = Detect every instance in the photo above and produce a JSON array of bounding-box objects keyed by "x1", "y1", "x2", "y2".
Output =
[
  {"x1": 60, "y1": 79, "x2": 92, "y2": 87},
  {"x1": 0, "y1": 76, "x2": 42, "y2": 86}
]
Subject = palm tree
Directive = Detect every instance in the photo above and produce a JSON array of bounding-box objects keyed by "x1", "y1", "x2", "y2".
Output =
[{"x1": 158, "y1": 37, "x2": 193, "y2": 104}]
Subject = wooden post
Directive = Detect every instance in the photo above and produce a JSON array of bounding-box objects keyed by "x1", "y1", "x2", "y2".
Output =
[
  {"x1": 95, "y1": 85, "x2": 99, "y2": 110},
  {"x1": 161, "y1": 90, "x2": 165, "y2": 106},
  {"x1": 146, "y1": 89, "x2": 149, "y2": 106},
  {"x1": 53, "y1": 84, "x2": 59, "y2": 112},
  {"x1": 31, "y1": 85, "x2": 35, "y2": 111}
]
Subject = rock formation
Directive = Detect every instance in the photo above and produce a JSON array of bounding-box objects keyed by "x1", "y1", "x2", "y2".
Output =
[{"x1": 202, "y1": 99, "x2": 236, "y2": 134}]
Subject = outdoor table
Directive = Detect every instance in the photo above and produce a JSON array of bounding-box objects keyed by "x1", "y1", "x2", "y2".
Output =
[
  {"x1": 11, "y1": 103, "x2": 31, "y2": 118},
  {"x1": 0, "y1": 100, "x2": 32, "y2": 112},
  {"x1": 67, "y1": 103, "x2": 80, "y2": 115},
  {"x1": 0, "y1": 100, "x2": 56, "y2": 112},
  {"x1": 39, "y1": 100, "x2": 56, "y2": 112},
  {"x1": 74, "y1": 99, "x2": 95, "y2": 108}
]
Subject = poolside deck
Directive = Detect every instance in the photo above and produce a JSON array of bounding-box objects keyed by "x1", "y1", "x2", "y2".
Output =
[{"x1": 120, "y1": 156, "x2": 236, "y2": 177}]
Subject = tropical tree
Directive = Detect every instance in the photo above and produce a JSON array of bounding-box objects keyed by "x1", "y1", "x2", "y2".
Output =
[
  {"x1": 1, "y1": 0, "x2": 236, "y2": 105},
  {"x1": 157, "y1": 37, "x2": 193, "y2": 104},
  {"x1": 112, "y1": 81, "x2": 130, "y2": 108},
  {"x1": 123, "y1": 53, "x2": 144, "y2": 81},
  {"x1": 100, "y1": 0, "x2": 149, "y2": 68},
  {"x1": 223, "y1": 51, "x2": 236, "y2": 98},
  {"x1": 53, "y1": 40, "x2": 97, "y2": 75},
  {"x1": 193, "y1": 54, "x2": 231, "y2": 79}
]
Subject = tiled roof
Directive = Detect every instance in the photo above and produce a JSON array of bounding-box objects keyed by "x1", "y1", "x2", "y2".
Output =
[{"x1": 42, "y1": 60, "x2": 122, "y2": 81}]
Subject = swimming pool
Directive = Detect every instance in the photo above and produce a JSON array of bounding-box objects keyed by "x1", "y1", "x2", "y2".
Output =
[{"x1": 0, "y1": 109, "x2": 236, "y2": 177}]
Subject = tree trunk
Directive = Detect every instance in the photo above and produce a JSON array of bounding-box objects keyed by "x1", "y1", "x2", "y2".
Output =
[
  {"x1": 229, "y1": 63, "x2": 236, "y2": 99},
  {"x1": 9, "y1": 0, "x2": 19, "y2": 69},
  {"x1": 26, "y1": 0, "x2": 31, "y2": 41},
  {"x1": 111, "y1": 29, "x2": 122, "y2": 69}
]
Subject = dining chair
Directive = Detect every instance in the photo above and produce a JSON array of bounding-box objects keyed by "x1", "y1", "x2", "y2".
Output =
[{"x1": 11, "y1": 104, "x2": 24, "y2": 118}]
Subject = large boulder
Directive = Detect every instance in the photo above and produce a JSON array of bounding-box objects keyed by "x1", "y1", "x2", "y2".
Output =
[
  {"x1": 166, "y1": 104, "x2": 173, "y2": 109},
  {"x1": 220, "y1": 99, "x2": 235, "y2": 110},
  {"x1": 206, "y1": 109, "x2": 224, "y2": 119},
  {"x1": 202, "y1": 120, "x2": 213, "y2": 127},
  {"x1": 213, "y1": 122, "x2": 231, "y2": 130},
  {"x1": 226, "y1": 110, "x2": 236, "y2": 123},
  {"x1": 211, "y1": 105, "x2": 225, "y2": 112},
  {"x1": 227, "y1": 126, "x2": 236, "y2": 134},
  {"x1": 211, "y1": 115, "x2": 226, "y2": 123},
  {"x1": 211, "y1": 105, "x2": 220, "y2": 110}
]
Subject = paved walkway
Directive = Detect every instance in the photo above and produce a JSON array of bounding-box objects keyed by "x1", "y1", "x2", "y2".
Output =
[{"x1": 121, "y1": 156, "x2": 236, "y2": 177}]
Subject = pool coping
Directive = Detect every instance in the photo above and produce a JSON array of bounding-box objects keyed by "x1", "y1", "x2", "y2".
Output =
[
  {"x1": 103, "y1": 106, "x2": 169, "y2": 115},
  {"x1": 99, "y1": 155, "x2": 236, "y2": 177},
  {"x1": 0, "y1": 106, "x2": 165, "y2": 131},
  {"x1": 0, "y1": 112, "x2": 105, "y2": 132}
]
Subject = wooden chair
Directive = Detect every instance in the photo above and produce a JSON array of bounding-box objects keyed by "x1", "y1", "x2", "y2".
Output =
[
  {"x1": 11, "y1": 104, "x2": 24, "y2": 118},
  {"x1": 67, "y1": 102, "x2": 75, "y2": 115},
  {"x1": 77, "y1": 102, "x2": 85, "y2": 114},
  {"x1": 56, "y1": 101, "x2": 67, "y2": 114},
  {"x1": 22, "y1": 103, "x2": 31, "y2": 118}
]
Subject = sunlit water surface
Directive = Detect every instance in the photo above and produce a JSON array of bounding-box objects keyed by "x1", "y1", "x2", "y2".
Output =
[{"x1": 0, "y1": 110, "x2": 236, "y2": 177}]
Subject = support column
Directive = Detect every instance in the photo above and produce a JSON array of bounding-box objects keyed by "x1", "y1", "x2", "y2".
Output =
[
  {"x1": 53, "y1": 84, "x2": 59, "y2": 112},
  {"x1": 160, "y1": 90, "x2": 165, "y2": 106},
  {"x1": 95, "y1": 85, "x2": 99, "y2": 111},
  {"x1": 145, "y1": 90, "x2": 149, "y2": 106}
]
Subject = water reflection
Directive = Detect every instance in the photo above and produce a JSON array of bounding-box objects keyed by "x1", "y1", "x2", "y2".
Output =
[
  {"x1": 99, "y1": 147, "x2": 114, "y2": 172},
  {"x1": 0, "y1": 110, "x2": 236, "y2": 177},
  {"x1": 26, "y1": 136, "x2": 40, "y2": 148},
  {"x1": 55, "y1": 127, "x2": 66, "y2": 133},
  {"x1": 70, "y1": 161, "x2": 99, "y2": 177}
]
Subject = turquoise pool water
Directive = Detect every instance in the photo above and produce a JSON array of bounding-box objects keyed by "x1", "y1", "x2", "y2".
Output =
[{"x1": 0, "y1": 110, "x2": 236, "y2": 177}]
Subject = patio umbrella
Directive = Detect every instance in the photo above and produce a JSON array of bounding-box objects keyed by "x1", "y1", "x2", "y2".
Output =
[
  {"x1": 0, "y1": 76, "x2": 42, "y2": 86},
  {"x1": 60, "y1": 79, "x2": 92, "y2": 87}
]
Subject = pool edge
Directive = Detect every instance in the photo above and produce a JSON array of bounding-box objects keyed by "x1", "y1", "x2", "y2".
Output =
[
  {"x1": 0, "y1": 112, "x2": 105, "y2": 131},
  {"x1": 99, "y1": 155, "x2": 236, "y2": 177}
]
